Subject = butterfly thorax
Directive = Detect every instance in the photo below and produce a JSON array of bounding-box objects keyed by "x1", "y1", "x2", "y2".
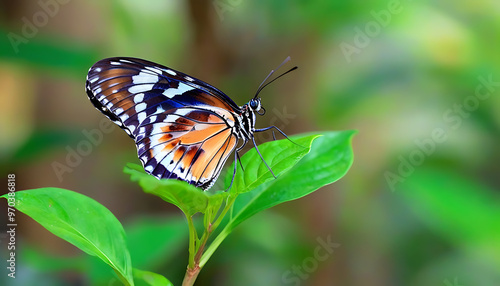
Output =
[{"x1": 236, "y1": 98, "x2": 262, "y2": 141}]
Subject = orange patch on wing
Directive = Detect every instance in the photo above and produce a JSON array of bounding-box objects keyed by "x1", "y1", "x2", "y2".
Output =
[
  {"x1": 180, "y1": 123, "x2": 228, "y2": 145},
  {"x1": 201, "y1": 134, "x2": 237, "y2": 181},
  {"x1": 189, "y1": 129, "x2": 233, "y2": 181},
  {"x1": 173, "y1": 146, "x2": 187, "y2": 164},
  {"x1": 160, "y1": 138, "x2": 180, "y2": 154},
  {"x1": 159, "y1": 133, "x2": 173, "y2": 143},
  {"x1": 160, "y1": 122, "x2": 193, "y2": 135},
  {"x1": 180, "y1": 146, "x2": 201, "y2": 168}
]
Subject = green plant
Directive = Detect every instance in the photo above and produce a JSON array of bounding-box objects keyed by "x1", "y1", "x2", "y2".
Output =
[{"x1": 2, "y1": 131, "x2": 355, "y2": 286}]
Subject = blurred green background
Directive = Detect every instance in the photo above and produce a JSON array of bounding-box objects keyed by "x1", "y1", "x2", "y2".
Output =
[{"x1": 1, "y1": 0, "x2": 499, "y2": 285}]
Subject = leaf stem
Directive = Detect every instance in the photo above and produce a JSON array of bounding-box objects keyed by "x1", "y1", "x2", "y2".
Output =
[
  {"x1": 186, "y1": 215, "x2": 197, "y2": 269},
  {"x1": 199, "y1": 227, "x2": 230, "y2": 268},
  {"x1": 199, "y1": 195, "x2": 237, "y2": 268},
  {"x1": 212, "y1": 195, "x2": 237, "y2": 230}
]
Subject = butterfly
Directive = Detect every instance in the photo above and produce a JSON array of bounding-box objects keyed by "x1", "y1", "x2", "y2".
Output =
[{"x1": 85, "y1": 57, "x2": 296, "y2": 190}]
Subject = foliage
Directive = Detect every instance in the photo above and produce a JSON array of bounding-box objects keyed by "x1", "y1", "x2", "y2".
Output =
[{"x1": 1, "y1": 131, "x2": 355, "y2": 285}]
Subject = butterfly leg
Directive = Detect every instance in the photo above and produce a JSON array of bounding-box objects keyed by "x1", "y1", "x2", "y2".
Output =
[
  {"x1": 236, "y1": 151, "x2": 245, "y2": 171},
  {"x1": 235, "y1": 138, "x2": 248, "y2": 172},
  {"x1": 254, "y1": 125, "x2": 301, "y2": 146},
  {"x1": 226, "y1": 151, "x2": 239, "y2": 192},
  {"x1": 251, "y1": 136, "x2": 276, "y2": 178},
  {"x1": 226, "y1": 138, "x2": 248, "y2": 191}
]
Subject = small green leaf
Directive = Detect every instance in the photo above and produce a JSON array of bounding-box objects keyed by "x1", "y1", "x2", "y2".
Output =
[
  {"x1": 224, "y1": 134, "x2": 319, "y2": 194},
  {"x1": 1, "y1": 188, "x2": 134, "y2": 286},
  {"x1": 133, "y1": 268, "x2": 173, "y2": 286},
  {"x1": 124, "y1": 163, "x2": 228, "y2": 216},
  {"x1": 202, "y1": 131, "x2": 355, "y2": 266}
]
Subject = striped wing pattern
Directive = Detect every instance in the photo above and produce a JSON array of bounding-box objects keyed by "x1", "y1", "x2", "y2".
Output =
[{"x1": 86, "y1": 57, "x2": 241, "y2": 190}]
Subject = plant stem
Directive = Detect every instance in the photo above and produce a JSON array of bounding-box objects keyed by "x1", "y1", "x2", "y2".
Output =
[
  {"x1": 199, "y1": 195, "x2": 236, "y2": 268},
  {"x1": 186, "y1": 215, "x2": 197, "y2": 269},
  {"x1": 182, "y1": 265, "x2": 201, "y2": 286},
  {"x1": 182, "y1": 194, "x2": 237, "y2": 285}
]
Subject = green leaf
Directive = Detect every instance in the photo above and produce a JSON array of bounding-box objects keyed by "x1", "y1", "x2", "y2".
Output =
[
  {"x1": 224, "y1": 134, "x2": 320, "y2": 194},
  {"x1": 133, "y1": 268, "x2": 173, "y2": 286},
  {"x1": 399, "y1": 168, "x2": 500, "y2": 268},
  {"x1": 1, "y1": 188, "x2": 134, "y2": 286},
  {"x1": 230, "y1": 131, "x2": 355, "y2": 228},
  {"x1": 124, "y1": 163, "x2": 228, "y2": 216},
  {"x1": 202, "y1": 130, "x2": 356, "y2": 266}
]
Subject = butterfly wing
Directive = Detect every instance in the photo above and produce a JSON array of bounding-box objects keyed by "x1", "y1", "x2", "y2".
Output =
[{"x1": 86, "y1": 57, "x2": 241, "y2": 190}]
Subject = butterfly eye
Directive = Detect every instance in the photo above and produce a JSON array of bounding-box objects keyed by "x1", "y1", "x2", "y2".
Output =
[{"x1": 249, "y1": 99, "x2": 261, "y2": 111}]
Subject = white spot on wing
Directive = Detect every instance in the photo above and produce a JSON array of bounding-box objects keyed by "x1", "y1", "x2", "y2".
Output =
[
  {"x1": 137, "y1": 112, "x2": 146, "y2": 123},
  {"x1": 185, "y1": 76, "x2": 194, "y2": 82},
  {"x1": 165, "y1": 69, "x2": 176, "y2": 76},
  {"x1": 151, "y1": 144, "x2": 165, "y2": 157},
  {"x1": 145, "y1": 165, "x2": 154, "y2": 172},
  {"x1": 165, "y1": 114, "x2": 181, "y2": 123},
  {"x1": 136, "y1": 103, "x2": 147, "y2": 112},
  {"x1": 101, "y1": 97, "x2": 109, "y2": 106},
  {"x1": 134, "y1": 93, "x2": 145, "y2": 103},
  {"x1": 156, "y1": 105, "x2": 165, "y2": 114},
  {"x1": 150, "y1": 126, "x2": 164, "y2": 136},
  {"x1": 129, "y1": 84, "x2": 154, "y2": 94},
  {"x1": 129, "y1": 125, "x2": 136, "y2": 133},
  {"x1": 145, "y1": 66, "x2": 165, "y2": 75},
  {"x1": 174, "y1": 108, "x2": 197, "y2": 117},
  {"x1": 111, "y1": 62, "x2": 120, "y2": 65},
  {"x1": 120, "y1": 113, "x2": 129, "y2": 121},
  {"x1": 162, "y1": 83, "x2": 193, "y2": 98},
  {"x1": 132, "y1": 71, "x2": 158, "y2": 84}
]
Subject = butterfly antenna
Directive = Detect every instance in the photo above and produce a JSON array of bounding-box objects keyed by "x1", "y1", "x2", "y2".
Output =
[{"x1": 253, "y1": 57, "x2": 298, "y2": 99}]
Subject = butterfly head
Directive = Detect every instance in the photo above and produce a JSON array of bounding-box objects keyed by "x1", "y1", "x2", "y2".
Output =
[{"x1": 248, "y1": 98, "x2": 265, "y2": 115}]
